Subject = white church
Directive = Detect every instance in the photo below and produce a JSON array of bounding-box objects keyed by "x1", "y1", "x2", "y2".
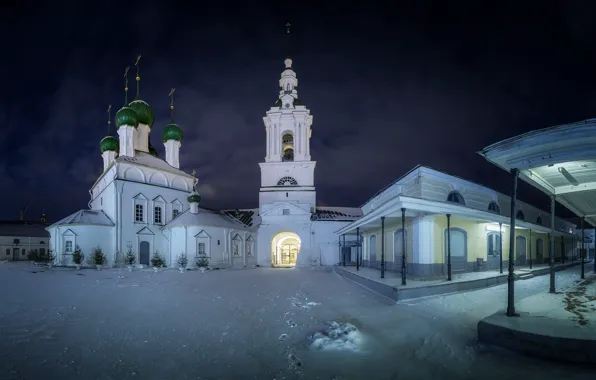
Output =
[{"x1": 46, "y1": 56, "x2": 362, "y2": 269}]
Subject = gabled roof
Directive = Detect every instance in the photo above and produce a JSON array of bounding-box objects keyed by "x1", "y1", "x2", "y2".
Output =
[
  {"x1": 311, "y1": 207, "x2": 362, "y2": 221},
  {"x1": 117, "y1": 150, "x2": 192, "y2": 178},
  {"x1": 162, "y1": 208, "x2": 252, "y2": 230},
  {"x1": 48, "y1": 210, "x2": 114, "y2": 228},
  {"x1": 0, "y1": 221, "x2": 50, "y2": 238},
  {"x1": 221, "y1": 209, "x2": 260, "y2": 227}
]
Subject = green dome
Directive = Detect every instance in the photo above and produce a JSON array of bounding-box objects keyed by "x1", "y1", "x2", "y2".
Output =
[
  {"x1": 274, "y1": 99, "x2": 282, "y2": 107},
  {"x1": 128, "y1": 100, "x2": 155, "y2": 127},
  {"x1": 115, "y1": 107, "x2": 139, "y2": 128},
  {"x1": 163, "y1": 124, "x2": 183, "y2": 142},
  {"x1": 187, "y1": 191, "x2": 201, "y2": 204},
  {"x1": 293, "y1": 98, "x2": 302, "y2": 106},
  {"x1": 100, "y1": 135, "x2": 119, "y2": 153}
]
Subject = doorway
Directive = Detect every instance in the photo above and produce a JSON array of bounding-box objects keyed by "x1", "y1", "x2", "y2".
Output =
[
  {"x1": 486, "y1": 232, "x2": 501, "y2": 270},
  {"x1": 271, "y1": 231, "x2": 301, "y2": 267},
  {"x1": 516, "y1": 236, "x2": 527, "y2": 266},
  {"x1": 445, "y1": 228, "x2": 467, "y2": 272},
  {"x1": 369, "y1": 235, "x2": 377, "y2": 268},
  {"x1": 139, "y1": 241, "x2": 150, "y2": 266}
]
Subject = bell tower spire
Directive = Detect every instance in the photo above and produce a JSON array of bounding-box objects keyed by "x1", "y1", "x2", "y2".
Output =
[{"x1": 258, "y1": 22, "x2": 316, "y2": 213}]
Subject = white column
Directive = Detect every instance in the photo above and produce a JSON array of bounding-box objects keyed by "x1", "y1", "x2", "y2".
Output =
[
  {"x1": 164, "y1": 140, "x2": 181, "y2": 168},
  {"x1": 102, "y1": 151, "x2": 116, "y2": 171},
  {"x1": 117, "y1": 126, "x2": 135, "y2": 157},
  {"x1": 136, "y1": 124, "x2": 150, "y2": 153}
]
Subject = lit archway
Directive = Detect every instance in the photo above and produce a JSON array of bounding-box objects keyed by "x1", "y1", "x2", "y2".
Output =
[{"x1": 271, "y1": 231, "x2": 301, "y2": 267}]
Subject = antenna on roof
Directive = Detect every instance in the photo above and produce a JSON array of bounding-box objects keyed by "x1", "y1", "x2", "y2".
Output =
[
  {"x1": 134, "y1": 54, "x2": 142, "y2": 99},
  {"x1": 124, "y1": 66, "x2": 130, "y2": 105},
  {"x1": 169, "y1": 88, "x2": 176, "y2": 123},
  {"x1": 107, "y1": 104, "x2": 112, "y2": 134}
]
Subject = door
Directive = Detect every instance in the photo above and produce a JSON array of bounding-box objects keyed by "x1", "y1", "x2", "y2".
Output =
[
  {"x1": 486, "y1": 232, "x2": 501, "y2": 269},
  {"x1": 369, "y1": 236, "x2": 377, "y2": 268},
  {"x1": 445, "y1": 228, "x2": 467, "y2": 272},
  {"x1": 516, "y1": 236, "x2": 527, "y2": 266},
  {"x1": 394, "y1": 229, "x2": 407, "y2": 273},
  {"x1": 12, "y1": 248, "x2": 19, "y2": 261},
  {"x1": 341, "y1": 247, "x2": 352, "y2": 265},
  {"x1": 535, "y1": 238, "x2": 544, "y2": 263},
  {"x1": 280, "y1": 244, "x2": 297, "y2": 265},
  {"x1": 139, "y1": 241, "x2": 150, "y2": 265}
]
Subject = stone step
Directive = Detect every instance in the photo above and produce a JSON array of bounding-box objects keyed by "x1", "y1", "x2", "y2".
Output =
[{"x1": 517, "y1": 273, "x2": 534, "y2": 280}]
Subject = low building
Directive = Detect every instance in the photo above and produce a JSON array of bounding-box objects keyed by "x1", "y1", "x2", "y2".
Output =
[
  {"x1": 0, "y1": 219, "x2": 51, "y2": 261},
  {"x1": 336, "y1": 166, "x2": 577, "y2": 277}
]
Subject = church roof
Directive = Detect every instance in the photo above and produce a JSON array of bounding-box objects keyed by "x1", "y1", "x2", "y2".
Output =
[
  {"x1": 162, "y1": 208, "x2": 252, "y2": 230},
  {"x1": 221, "y1": 209, "x2": 260, "y2": 227},
  {"x1": 116, "y1": 150, "x2": 192, "y2": 178},
  {"x1": 311, "y1": 207, "x2": 363, "y2": 221},
  {"x1": 48, "y1": 210, "x2": 114, "y2": 228}
]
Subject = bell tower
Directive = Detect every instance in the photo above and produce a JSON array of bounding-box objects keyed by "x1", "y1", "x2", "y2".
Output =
[{"x1": 258, "y1": 43, "x2": 316, "y2": 212}]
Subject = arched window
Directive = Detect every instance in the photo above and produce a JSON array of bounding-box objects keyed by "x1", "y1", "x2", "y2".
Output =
[
  {"x1": 536, "y1": 216, "x2": 543, "y2": 225},
  {"x1": 488, "y1": 201, "x2": 500, "y2": 214},
  {"x1": 277, "y1": 176, "x2": 298, "y2": 186},
  {"x1": 447, "y1": 191, "x2": 465, "y2": 205},
  {"x1": 282, "y1": 133, "x2": 294, "y2": 162},
  {"x1": 516, "y1": 210, "x2": 525, "y2": 221}
]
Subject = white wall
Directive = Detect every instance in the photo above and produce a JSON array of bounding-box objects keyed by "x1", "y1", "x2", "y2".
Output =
[
  {"x1": 48, "y1": 225, "x2": 113, "y2": 266},
  {"x1": 0, "y1": 235, "x2": 49, "y2": 261}
]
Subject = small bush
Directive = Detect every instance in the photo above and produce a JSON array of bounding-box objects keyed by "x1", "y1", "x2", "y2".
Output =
[
  {"x1": 27, "y1": 250, "x2": 39, "y2": 262},
  {"x1": 92, "y1": 247, "x2": 106, "y2": 266},
  {"x1": 124, "y1": 249, "x2": 136, "y2": 266},
  {"x1": 195, "y1": 254, "x2": 209, "y2": 268},
  {"x1": 177, "y1": 253, "x2": 188, "y2": 268},
  {"x1": 72, "y1": 246, "x2": 84, "y2": 265},
  {"x1": 151, "y1": 252, "x2": 165, "y2": 268}
]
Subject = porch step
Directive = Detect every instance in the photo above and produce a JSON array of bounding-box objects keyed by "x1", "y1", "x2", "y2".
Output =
[{"x1": 517, "y1": 272, "x2": 534, "y2": 280}]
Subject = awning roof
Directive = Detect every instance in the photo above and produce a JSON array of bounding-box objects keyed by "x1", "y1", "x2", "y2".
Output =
[
  {"x1": 335, "y1": 195, "x2": 566, "y2": 236},
  {"x1": 479, "y1": 119, "x2": 596, "y2": 226}
]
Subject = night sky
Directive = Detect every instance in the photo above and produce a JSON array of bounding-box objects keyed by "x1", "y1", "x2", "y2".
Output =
[{"x1": 1, "y1": 1, "x2": 595, "y2": 225}]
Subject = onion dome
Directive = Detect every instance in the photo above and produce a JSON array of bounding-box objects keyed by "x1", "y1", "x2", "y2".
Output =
[
  {"x1": 100, "y1": 135, "x2": 119, "y2": 153},
  {"x1": 115, "y1": 107, "x2": 139, "y2": 128},
  {"x1": 293, "y1": 98, "x2": 302, "y2": 106},
  {"x1": 274, "y1": 99, "x2": 282, "y2": 107},
  {"x1": 163, "y1": 124, "x2": 183, "y2": 142},
  {"x1": 128, "y1": 100, "x2": 155, "y2": 127},
  {"x1": 187, "y1": 190, "x2": 201, "y2": 204}
]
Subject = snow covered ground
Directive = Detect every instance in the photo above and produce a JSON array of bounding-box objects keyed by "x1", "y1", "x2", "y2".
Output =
[{"x1": 0, "y1": 263, "x2": 594, "y2": 380}]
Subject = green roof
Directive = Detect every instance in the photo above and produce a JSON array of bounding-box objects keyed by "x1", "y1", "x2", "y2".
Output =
[
  {"x1": 188, "y1": 192, "x2": 201, "y2": 204},
  {"x1": 128, "y1": 100, "x2": 155, "y2": 127},
  {"x1": 115, "y1": 107, "x2": 139, "y2": 128},
  {"x1": 163, "y1": 124, "x2": 183, "y2": 142},
  {"x1": 100, "y1": 135, "x2": 119, "y2": 153}
]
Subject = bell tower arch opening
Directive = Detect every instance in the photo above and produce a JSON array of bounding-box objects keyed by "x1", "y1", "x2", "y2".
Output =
[
  {"x1": 282, "y1": 132, "x2": 294, "y2": 162},
  {"x1": 271, "y1": 231, "x2": 301, "y2": 267}
]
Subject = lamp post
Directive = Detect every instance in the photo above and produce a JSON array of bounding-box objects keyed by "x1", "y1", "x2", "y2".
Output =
[
  {"x1": 529, "y1": 229, "x2": 533, "y2": 269},
  {"x1": 447, "y1": 214, "x2": 452, "y2": 281},
  {"x1": 549, "y1": 195, "x2": 556, "y2": 294},
  {"x1": 356, "y1": 227, "x2": 360, "y2": 271},
  {"x1": 381, "y1": 216, "x2": 385, "y2": 279},
  {"x1": 401, "y1": 208, "x2": 407, "y2": 286},
  {"x1": 499, "y1": 222, "x2": 503, "y2": 274},
  {"x1": 581, "y1": 217, "x2": 585, "y2": 279},
  {"x1": 507, "y1": 168, "x2": 519, "y2": 317}
]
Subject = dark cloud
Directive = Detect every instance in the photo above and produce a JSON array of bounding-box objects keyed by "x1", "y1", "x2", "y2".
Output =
[{"x1": 1, "y1": 1, "x2": 595, "y2": 226}]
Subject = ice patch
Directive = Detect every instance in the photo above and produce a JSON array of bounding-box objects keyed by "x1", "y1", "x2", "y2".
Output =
[{"x1": 309, "y1": 321, "x2": 363, "y2": 352}]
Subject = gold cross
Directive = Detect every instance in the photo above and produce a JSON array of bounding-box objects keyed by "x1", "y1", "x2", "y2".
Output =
[{"x1": 191, "y1": 170, "x2": 196, "y2": 177}]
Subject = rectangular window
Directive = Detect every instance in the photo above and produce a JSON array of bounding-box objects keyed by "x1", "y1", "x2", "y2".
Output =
[
  {"x1": 65, "y1": 241, "x2": 73, "y2": 253},
  {"x1": 21, "y1": 249, "x2": 25, "y2": 256},
  {"x1": 233, "y1": 244, "x2": 239, "y2": 256},
  {"x1": 246, "y1": 243, "x2": 252, "y2": 256},
  {"x1": 283, "y1": 209, "x2": 290, "y2": 215},
  {"x1": 154, "y1": 206, "x2": 162, "y2": 224},
  {"x1": 5, "y1": 249, "x2": 9, "y2": 255},
  {"x1": 173, "y1": 209, "x2": 180, "y2": 219},
  {"x1": 197, "y1": 242, "x2": 206, "y2": 255},
  {"x1": 135, "y1": 204, "x2": 144, "y2": 222}
]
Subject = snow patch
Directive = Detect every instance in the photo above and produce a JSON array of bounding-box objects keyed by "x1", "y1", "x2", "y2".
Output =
[
  {"x1": 309, "y1": 321, "x2": 364, "y2": 352},
  {"x1": 289, "y1": 296, "x2": 320, "y2": 310}
]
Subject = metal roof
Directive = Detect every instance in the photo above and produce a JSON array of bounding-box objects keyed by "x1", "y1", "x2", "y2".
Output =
[{"x1": 479, "y1": 118, "x2": 596, "y2": 226}]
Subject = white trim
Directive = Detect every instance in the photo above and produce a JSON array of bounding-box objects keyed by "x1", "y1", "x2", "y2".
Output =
[{"x1": 556, "y1": 180, "x2": 596, "y2": 195}]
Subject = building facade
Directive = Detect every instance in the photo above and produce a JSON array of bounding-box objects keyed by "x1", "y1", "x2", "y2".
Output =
[
  {"x1": 0, "y1": 219, "x2": 50, "y2": 261},
  {"x1": 337, "y1": 166, "x2": 578, "y2": 276}
]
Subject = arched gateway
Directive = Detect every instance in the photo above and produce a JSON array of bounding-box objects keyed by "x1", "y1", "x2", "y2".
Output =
[{"x1": 271, "y1": 231, "x2": 301, "y2": 267}]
